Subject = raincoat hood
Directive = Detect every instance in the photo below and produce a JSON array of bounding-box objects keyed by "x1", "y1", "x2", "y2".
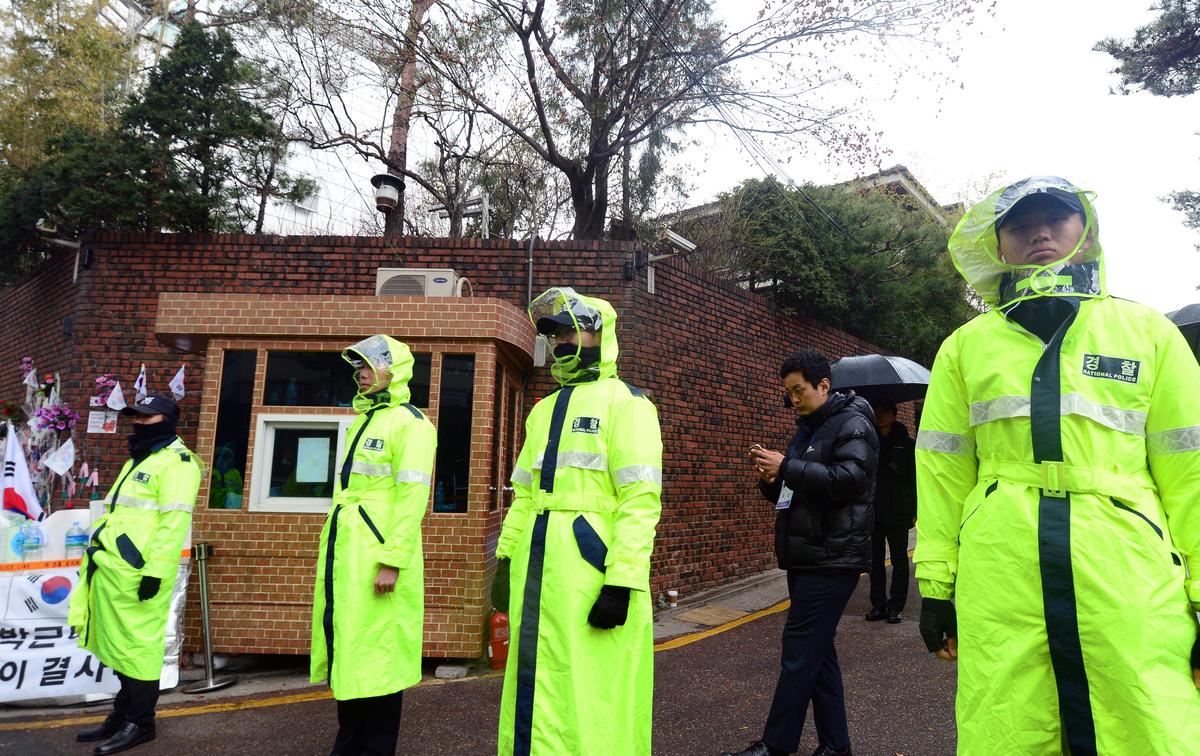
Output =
[
  {"x1": 342, "y1": 335, "x2": 414, "y2": 412},
  {"x1": 528, "y1": 287, "x2": 619, "y2": 386},
  {"x1": 948, "y1": 176, "x2": 1106, "y2": 309}
]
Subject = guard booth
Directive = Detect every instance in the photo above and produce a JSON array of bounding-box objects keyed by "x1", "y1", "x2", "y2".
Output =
[{"x1": 154, "y1": 288, "x2": 535, "y2": 658}]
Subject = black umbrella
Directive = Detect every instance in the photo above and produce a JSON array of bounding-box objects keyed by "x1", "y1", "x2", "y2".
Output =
[
  {"x1": 831, "y1": 354, "x2": 931, "y2": 405},
  {"x1": 1167, "y1": 303, "x2": 1200, "y2": 359}
]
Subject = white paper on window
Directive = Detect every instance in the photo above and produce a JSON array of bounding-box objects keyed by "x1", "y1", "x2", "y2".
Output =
[{"x1": 296, "y1": 436, "x2": 331, "y2": 483}]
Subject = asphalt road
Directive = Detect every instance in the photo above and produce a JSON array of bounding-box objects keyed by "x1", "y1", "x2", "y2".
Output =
[{"x1": 2, "y1": 569, "x2": 957, "y2": 755}]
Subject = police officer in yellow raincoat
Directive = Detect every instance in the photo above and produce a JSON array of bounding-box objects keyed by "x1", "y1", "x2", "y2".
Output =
[
  {"x1": 69, "y1": 394, "x2": 202, "y2": 755},
  {"x1": 915, "y1": 177, "x2": 1200, "y2": 754},
  {"x1": 492, "y1": 287, "x2": 663, "y2": 755},
  {"x1": 311, "y1": 335, "x2": 436, "y2": 756}
]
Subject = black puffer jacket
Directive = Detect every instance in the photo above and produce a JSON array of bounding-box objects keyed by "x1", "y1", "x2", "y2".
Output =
[{"x1": 760, "y1": 392, "x2": 879, "y2": 573}]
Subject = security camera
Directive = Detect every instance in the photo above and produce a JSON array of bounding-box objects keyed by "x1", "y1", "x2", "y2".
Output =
[
  {"x1": 370, "y1": 173, "x2": 405, "y2": 213},
  {"x1": 659, "y1": 228, "x2": 696, "y2": 255}
]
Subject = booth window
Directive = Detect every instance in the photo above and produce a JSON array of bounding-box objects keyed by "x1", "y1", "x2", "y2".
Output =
[
  {"x1": 249, "y1": 414, "x2": 354, "y2": 513},
  {"x1": 264, "y1": 352, "x2": 356, "y2": 407},
  {"x1": 434, "y1": 354, "x2": 474, "y2": 513},
  {"x1": 263, "y1": 351, "x2": 432, "y2": 408},
  {"x1": 409, "y1": 353, "x2": 432, "y2": 407},
  {"x1": 210, "y1": 350, "x2": 254, "y2": 508}
]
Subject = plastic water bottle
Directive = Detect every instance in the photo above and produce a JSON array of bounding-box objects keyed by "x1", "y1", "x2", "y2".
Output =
[
  {"x1": 18, "y1": 521, "x2": 44, "y2": 562},
  {"x1": 65, "y1": 522, "x2": 89, "y2": 559}
]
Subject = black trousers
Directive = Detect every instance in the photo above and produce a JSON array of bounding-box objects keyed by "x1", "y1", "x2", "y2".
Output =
[
  {"x1": 762, "y1": 571, "x2": 859, "y2": 754},
  {"x1": 868, "y1": 522, "x2": 910, "y2": 611},
  {"x1": 112, "y1": 672, "x2": 159, "y2": 727},
  {"x1": 331, "y1": 690, "x2": 404, "y2": 756}
]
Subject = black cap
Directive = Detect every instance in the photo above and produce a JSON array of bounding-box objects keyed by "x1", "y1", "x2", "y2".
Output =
[
  {"x1": 995, "y1": 178, "x2": 1086, "y2": 232},
  {"x1": 535, "y1": 311, "x2": 599, "y2": 336},
  {"x1": 122, "y1": 394, "x2": 180, "y2": 421}
]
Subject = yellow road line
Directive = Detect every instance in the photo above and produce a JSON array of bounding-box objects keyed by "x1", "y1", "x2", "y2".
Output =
[
  {"x1": 4, "y1": 549, "x2": 915, "y2": 732},
  {"x1": 653, "y1": 599, "x2": 790, "y2": 652}
]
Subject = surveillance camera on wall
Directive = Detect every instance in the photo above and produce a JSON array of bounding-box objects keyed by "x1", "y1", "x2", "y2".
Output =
[
  {"x1": 659, "y1": 228, "x2": 696, "y2": 255},
  {"x1": 370, "y1": 173, "x2": 405, "y2": 213}
]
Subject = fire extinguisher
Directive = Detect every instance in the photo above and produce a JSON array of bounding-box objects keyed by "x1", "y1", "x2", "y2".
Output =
[{"x1": 488, "y1": 610, "x2": 510, "y2": 670}]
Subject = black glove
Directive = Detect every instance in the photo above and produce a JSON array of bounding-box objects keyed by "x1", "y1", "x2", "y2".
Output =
[
  {"x1": 137, "y1": 576, "x2": 161, "y2": 602},
  {"x1": 491, "y1": 558, "x2": 510, "y2": 613},
  {"x1": 919, "y1": 597, "x2": 956, "y2": 653},
  {"x1": 587, "y1": 585, "x2": 630, "y2": 629}
]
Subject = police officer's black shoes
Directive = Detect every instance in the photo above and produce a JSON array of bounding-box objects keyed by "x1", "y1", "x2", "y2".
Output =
[
  {"x1": 722, "y1": 741, "x2": 786, "y2": 756},
  {"x1": 865, "y1": 607, "x2": 887, "y2": 621},
  {"x1": 76, "y1": 715, "x2": 123, "y2": 742},
  {"x1": 812, "y1": 744, "x2": 852, "y2": 756},
  {"x1": 886, "y1": 609, "x2": 902, "y2": 624},
  {"x1": 93, "y1": 722, "x2": 156, "y2": 755}
]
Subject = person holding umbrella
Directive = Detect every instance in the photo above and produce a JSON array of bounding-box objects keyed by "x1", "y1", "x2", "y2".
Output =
[
  {"x1": 915, "y1": 177, "x2": 1200, "y2": 753},
  {"x1": 864, "y1": 400, "x2": 916, "y2": 624},
  {"x1": 829, "y1": 354, "x2": 928, "y2": 625}
]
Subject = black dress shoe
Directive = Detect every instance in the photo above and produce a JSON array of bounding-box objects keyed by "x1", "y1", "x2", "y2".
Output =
[
  {"x1": 865, "y1": 607, "x2": 887, "y2": 621},
  {"x1": 886, "y1": 609, "x2": 903, "y2": 624},
  {"x1": 94, "y1": 722, "x2": 156, "y2": 755},
  {"x1": 76, "y1": 715, "x2": 122, "y2": 743},
  {"x1": 812, "y1": 744, "x2": 852, "y2": 756},
  {"x1": 721, "y1": 740, "x2": 775, "y2": 756}
]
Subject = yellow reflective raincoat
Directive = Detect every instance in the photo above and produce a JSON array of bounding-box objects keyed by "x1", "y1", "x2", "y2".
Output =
[
  {"x1": 497, "y1": 292, "x2": 663, "y2": 756},
  {"x1": 310, "y1": 335, "x2": 437, "y2": 700},
  {"x1": 68, "y1": 437, "x2": 201, "y2": 681},
  {"x1": 915, "y1": 178, "x2": 1200, "y2": 754}
]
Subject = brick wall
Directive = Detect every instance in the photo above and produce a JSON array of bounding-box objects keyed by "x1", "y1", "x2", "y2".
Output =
[
  {"x1": 2, "y1": 233, "x2": 899, "y2": 659},
  {"x1": 0, "y1": 250, "x2": 80, "y2": 416}
]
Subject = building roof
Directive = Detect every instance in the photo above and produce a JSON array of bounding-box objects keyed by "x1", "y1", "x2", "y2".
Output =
[{"x1": 836, "y1": 164, "x2": 960, "y2": 227}]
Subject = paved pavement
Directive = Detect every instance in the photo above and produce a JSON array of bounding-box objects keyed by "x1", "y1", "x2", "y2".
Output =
[{"x1": 2, "y1": 552, "x2": 959, "y2": 755}]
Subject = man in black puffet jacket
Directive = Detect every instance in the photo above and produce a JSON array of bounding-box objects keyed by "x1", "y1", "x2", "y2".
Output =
[{"x1": 723, "y1": 350, "x2": 879, "y2": 756}]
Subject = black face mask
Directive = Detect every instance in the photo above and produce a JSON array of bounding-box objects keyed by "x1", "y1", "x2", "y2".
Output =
[
  {"x1": 128, "y1": 419, "x2": 177, "y2": 457},
  {"x1": 554, "y1": 344, "x2": 601, "y2": 366}
]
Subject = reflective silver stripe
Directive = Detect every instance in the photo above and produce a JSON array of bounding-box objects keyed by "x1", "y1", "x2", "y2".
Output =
[
  {"x1": 117, "y1": 496, "x2": 192, "y2": 513},
  {"x1": 1148, "y1": 425, "x2": 1200, "y2": 455},
  {"x1": 115, "y1": 496, "x2": 161, "y2": 510},
  {"x1": 511, "y1": 467, "x2": 533, "y2": 487},
  {"x1": 351, "y1": 461, "x2": 393, "y2": 477},
  {"x1": 970, "y1": 396, "x2": 1029, "y2": 426},
  {"x1": 614, "y1": 465, "x2": 662, "y2": 486},
  {"x1": 1061, "y1": 393, "x2": 1146, "y2": 436},
  {"x1": 970, "y1": 393, "x2": 1146, "y2": 436},
  {"x1": 393, "y1": 469, "x2": 432, "y2": 485},
  {"x1": 532, "y1": 451, "x2": 608, "y2": 471},
  {"x1": 916, "y1": 430, "x2": 975, "y2": 456},
  {"x1": 559, "y1": 451, "x2": 607, "y2": 470}
]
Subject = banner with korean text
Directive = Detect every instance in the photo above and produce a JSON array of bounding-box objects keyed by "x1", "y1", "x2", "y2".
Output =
[{"x1": 0, "y1": 563, "x2": 189, "y2": 703}]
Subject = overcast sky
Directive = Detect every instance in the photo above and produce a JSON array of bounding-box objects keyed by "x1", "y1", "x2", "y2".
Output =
[{"x1": 688, "y1": 1, "x2": 1200, "y2": 314}]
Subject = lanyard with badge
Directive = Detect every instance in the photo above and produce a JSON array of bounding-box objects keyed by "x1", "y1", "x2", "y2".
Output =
[{"x1": 774, "y1": 431, "x2": 809, "y2": 511}]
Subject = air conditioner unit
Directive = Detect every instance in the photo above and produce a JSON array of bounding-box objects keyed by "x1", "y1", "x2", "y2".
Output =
[{"x1": 375, "y1": 268, "x2": 460, "y2": 296}]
